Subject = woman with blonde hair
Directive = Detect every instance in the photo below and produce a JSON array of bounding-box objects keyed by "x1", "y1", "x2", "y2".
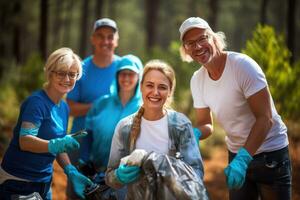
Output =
[
  {"x1": 105, "y1": 59, "x2": 205, "y2": 198},
  {"x1": 0, "y1": 48, "x2": 92, "y2": 200}
]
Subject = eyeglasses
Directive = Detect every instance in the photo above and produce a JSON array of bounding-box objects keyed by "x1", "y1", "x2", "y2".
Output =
[
  {"x1": 183, "y1": 35, "x2": 210, "y2": 50},
  {"x1": 51, "y1": 71, "x2": 78, "y2": 80}
]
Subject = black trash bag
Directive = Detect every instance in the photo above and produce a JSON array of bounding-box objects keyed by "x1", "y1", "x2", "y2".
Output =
[
  {"x1": 77, "y1": 160, "x2": 97, "y2": 178},
  {"x1": 77, "y1": 161, "x2": 115, "y2": 200},
  {"x1": 127, "y1": 152, "x2": 209, "y2": 200},
  {"x1": 84, "y1": 172, "x2": 121, "y2": 200}
]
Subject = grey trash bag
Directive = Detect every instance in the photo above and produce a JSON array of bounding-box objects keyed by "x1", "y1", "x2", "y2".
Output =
[
  {"x1": 127, "y1": 152, "x2": 209, "y2": 200},
  {"x1": 10, "y1": 192, "x2": 43, "y2": 200}
]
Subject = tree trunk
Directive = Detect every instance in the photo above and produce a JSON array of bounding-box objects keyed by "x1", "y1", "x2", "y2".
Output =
[
  {"x1": 13, "y1": 1, "x2": 22, "y2": 63},
  {"x1": 145, "y1": 0, "x2": 160, "y2": 51},
  {"x1": 39, "y1": 0, "x2": 48, "y2": 60},
  {"x1": 108, "y1": 0, "x2": 117, "y2": 19},
  {"x1": 79, "y1": 0, "x2": 89, "y2": 58},
  {"x1": 260, "y1": 0, "x2": 269, "y2": 25},
  {"x1": 51, "y1": 0, "x2": 64, "y2": 49},
  {"x1": 63, "y1": 0, "x2": 74, "y2": 46},
  {"x1": 208, "y1": 0, "x2": 219, "y2": 30},
  {"x1": 188, "y1": 0, "x2": 198, "y2": 16},
  {"x1": 94, "y1": 0, "x2": 104, "y2": 20},
  {"x1": 287, "y1": 0, "x2": 296, "y2": 64}
]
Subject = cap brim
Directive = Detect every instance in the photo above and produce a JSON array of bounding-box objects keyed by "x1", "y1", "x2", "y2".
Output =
[
  {"x1": 94, "y1": 25, "x2": 117, "y2": 32},
  {"x1": 118, "y1": 66, "x2": 139, "y2": 73},
  {"x1": 180, "y1": 25, "x2": 210, "y2": 40}
]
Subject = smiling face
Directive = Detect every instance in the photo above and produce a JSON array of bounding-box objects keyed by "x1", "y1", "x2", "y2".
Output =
[
  {"x1": 48, "y1": 64, "x2": 78, "y2": 95},
  {"x1": 183, "y1": 28, "x2": 216, "y2": 65},
  {"x1": 91, "y1": 27, "x2": 119, "y2": 56},
  {"x1": 141, "y1": 69, "x2": 172, "y2": 113},
  {"x1": 118, "y1": 69, "x2": 139, "y2": 93}
]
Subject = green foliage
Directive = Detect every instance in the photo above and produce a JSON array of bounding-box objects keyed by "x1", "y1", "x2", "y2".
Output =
[
  {"x1": 16, "y1": 53, "x2": 45, "y2": 101},
  {"x1": 0, "y1": 53, "x2": 44, "y2": 121},
  {"x1": 0, "y1": 59, "x2": 20, "y2": 126},
  {"x1": 242, "y1": 24, "x2": 299, "y2": 119},
  {"x1": 0, "y1": 84, "x2": 18, "y2": 154},
  {"x1": 284, "y1": 61, "x2": 300, "y2": 119},
  {"x1": 0, "y1": 85, "x2": 19, "y2": 124},
  {"x1": 0, "y1": 53, "x2": 45, "y2": 151}
]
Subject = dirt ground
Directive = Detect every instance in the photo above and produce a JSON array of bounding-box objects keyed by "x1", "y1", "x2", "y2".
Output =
[{"x1": 52, "y1": 141, "x2": 300, "y2": 200}]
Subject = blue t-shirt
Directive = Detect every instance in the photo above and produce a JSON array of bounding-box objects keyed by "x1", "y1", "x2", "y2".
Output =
[
  {"x1": 1, "y1": 90, "x2": 69, "y2": 182},
  {"x1": 67, "y1": 55, "x2": 121, "y2": 133}
]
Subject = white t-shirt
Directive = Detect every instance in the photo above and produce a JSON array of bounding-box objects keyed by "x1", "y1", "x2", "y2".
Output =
[
  {"x1": 135, "y1": 114, "x2": 170, "y2": 154},
  {"x1": 191, "y1": 51, "x2": 288, "y2": 154}
]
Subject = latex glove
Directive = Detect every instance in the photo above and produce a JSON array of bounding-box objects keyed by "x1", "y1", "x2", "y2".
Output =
[
  {"x1": 64, "y1": 164, "x2": 93, "y2": 199},
  {"x1": 193, "y1": 127, "x2": 202, "y2": 145},
  {"x1": 48, "y1": 135, "x2": 79, "y2": 155},
  {"x1": 120, "y1": 149, "x2": 148, "y2": 167},
  {"x1": 224, "y1": 148, "x2": 253, "y2": 189},
  {"x1": 115, "y1": 164, "x2": 141, "y2": 184}
]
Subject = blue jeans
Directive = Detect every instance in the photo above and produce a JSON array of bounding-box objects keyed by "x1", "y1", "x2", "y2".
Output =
[
  {"x1": 228, "y1": 146, "x2": 292, "y2": 200},
  {"x1": 0, "y1": 179, "x2": 52, "y2": 200}
]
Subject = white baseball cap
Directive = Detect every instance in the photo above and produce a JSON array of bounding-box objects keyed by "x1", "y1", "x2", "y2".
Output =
[
  {"x1": 93, "y1": 18, "x2": 118, "y2": 32},
  {"x1": 179, "y1": 17, "x2": 211, "y2": 40}
]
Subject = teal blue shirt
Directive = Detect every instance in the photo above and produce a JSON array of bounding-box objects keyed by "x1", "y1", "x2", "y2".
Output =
[{"x1": 84, "y1": 55, "x2": 143, "y2": 170}]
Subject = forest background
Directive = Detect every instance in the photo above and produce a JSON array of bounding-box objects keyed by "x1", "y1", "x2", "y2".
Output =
[{"x1": 0, "y1": 0, "x2": 299, "y2": 199}]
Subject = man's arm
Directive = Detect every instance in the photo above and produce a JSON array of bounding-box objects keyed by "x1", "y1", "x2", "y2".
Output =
[
  {"x1": 195, "y1": 107, "x2": 213, "y2": 140},
  {"x1": 244, "y1": 87, "x2": 274, "y2": 155},
  {"x1": 67, "y1": 99, "x2": 92, "y2": 117}
]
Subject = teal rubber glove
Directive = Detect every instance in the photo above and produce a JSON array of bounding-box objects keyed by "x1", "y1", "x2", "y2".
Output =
[
  {"x1": 64, "y1": 164, "x2": 93, "y2": 199},
  {"x1": 193, "y1": 127, "x2": 202, "y2": 145},
  {"x1": 115, "y1": 164, "x2": 141, "y2": 184},
  {"x1": 48, "y1": 135, "x2": 79, "y2": 155},
  {"x1": 224, "y1": 148, "x2": 253, "y2": 189}
]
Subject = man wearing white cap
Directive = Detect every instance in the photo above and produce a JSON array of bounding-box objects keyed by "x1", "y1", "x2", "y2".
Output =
[
  {"x1": 66, "y1": 18, "x2": 121, "y2": 200},
  {"x1": 179, "y1": 17, "x2": 291, "y2": 200}
]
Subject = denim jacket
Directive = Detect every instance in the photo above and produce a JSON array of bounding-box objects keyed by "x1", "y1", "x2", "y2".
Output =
[{"x1": 105, "y1": 109, "x2": 204, "y2": 190}]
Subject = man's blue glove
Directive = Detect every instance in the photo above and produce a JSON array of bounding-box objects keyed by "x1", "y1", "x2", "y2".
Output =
[
  {"x1": 48, "y1": 135, "x2": 79, "y2": 155},
  {"x1": 64, "y1": 164, "x2": 93, "y2": 199},
  {"x1": 224, "y1": 147, "x2": 253, "y2": 189},
  {"x1": 115, "y1": 164, "x2": 141, "y2": 184},
  {"x1": 193, "y1": 127, "x2": 202, "y2": 145}
]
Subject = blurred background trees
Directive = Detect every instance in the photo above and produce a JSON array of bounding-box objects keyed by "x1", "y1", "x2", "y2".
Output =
[{"x1": 0, "y1": 0, "x2": 299, "y2": 153}]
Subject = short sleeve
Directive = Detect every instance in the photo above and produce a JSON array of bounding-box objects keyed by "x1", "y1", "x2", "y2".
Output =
[
  {"x1": 190, "y1": 69, "x2": 208, "y2": 108},
  {"x1": 21, "y1": 97, "x2": 45, "y2": 126},
  {"x1": 236, "y1": 55, "x2": 267, "y2": 98}
]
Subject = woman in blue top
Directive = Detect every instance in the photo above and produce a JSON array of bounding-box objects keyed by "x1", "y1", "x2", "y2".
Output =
[
  {"x1": 84, "y1": 55, "x2": 143, "y2": 170},
  {"x1": 0, "y1": 48, "x2": 92, "y2": 200}
]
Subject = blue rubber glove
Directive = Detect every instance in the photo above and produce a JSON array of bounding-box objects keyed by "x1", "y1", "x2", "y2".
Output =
[
  {"x1": 224, "y1": 148, "x2": 253, "y2": 189},
  {"x1": 115, "y1": 164, "x2": 141, "y2": 184},
  {"x1": 193, "y1": 127, "x2": 202, "y2": 145},
  {"x1": 64, "y1": 164, "x2": 93, "y2": 199},
  {"x1": 48, "y1": 135, "x2": 79, "y2": 155}
]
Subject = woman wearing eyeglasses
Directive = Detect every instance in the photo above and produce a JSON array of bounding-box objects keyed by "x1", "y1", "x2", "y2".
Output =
[{"x1": 0, "y1": 48, "x2": 92, "y2": 200}]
